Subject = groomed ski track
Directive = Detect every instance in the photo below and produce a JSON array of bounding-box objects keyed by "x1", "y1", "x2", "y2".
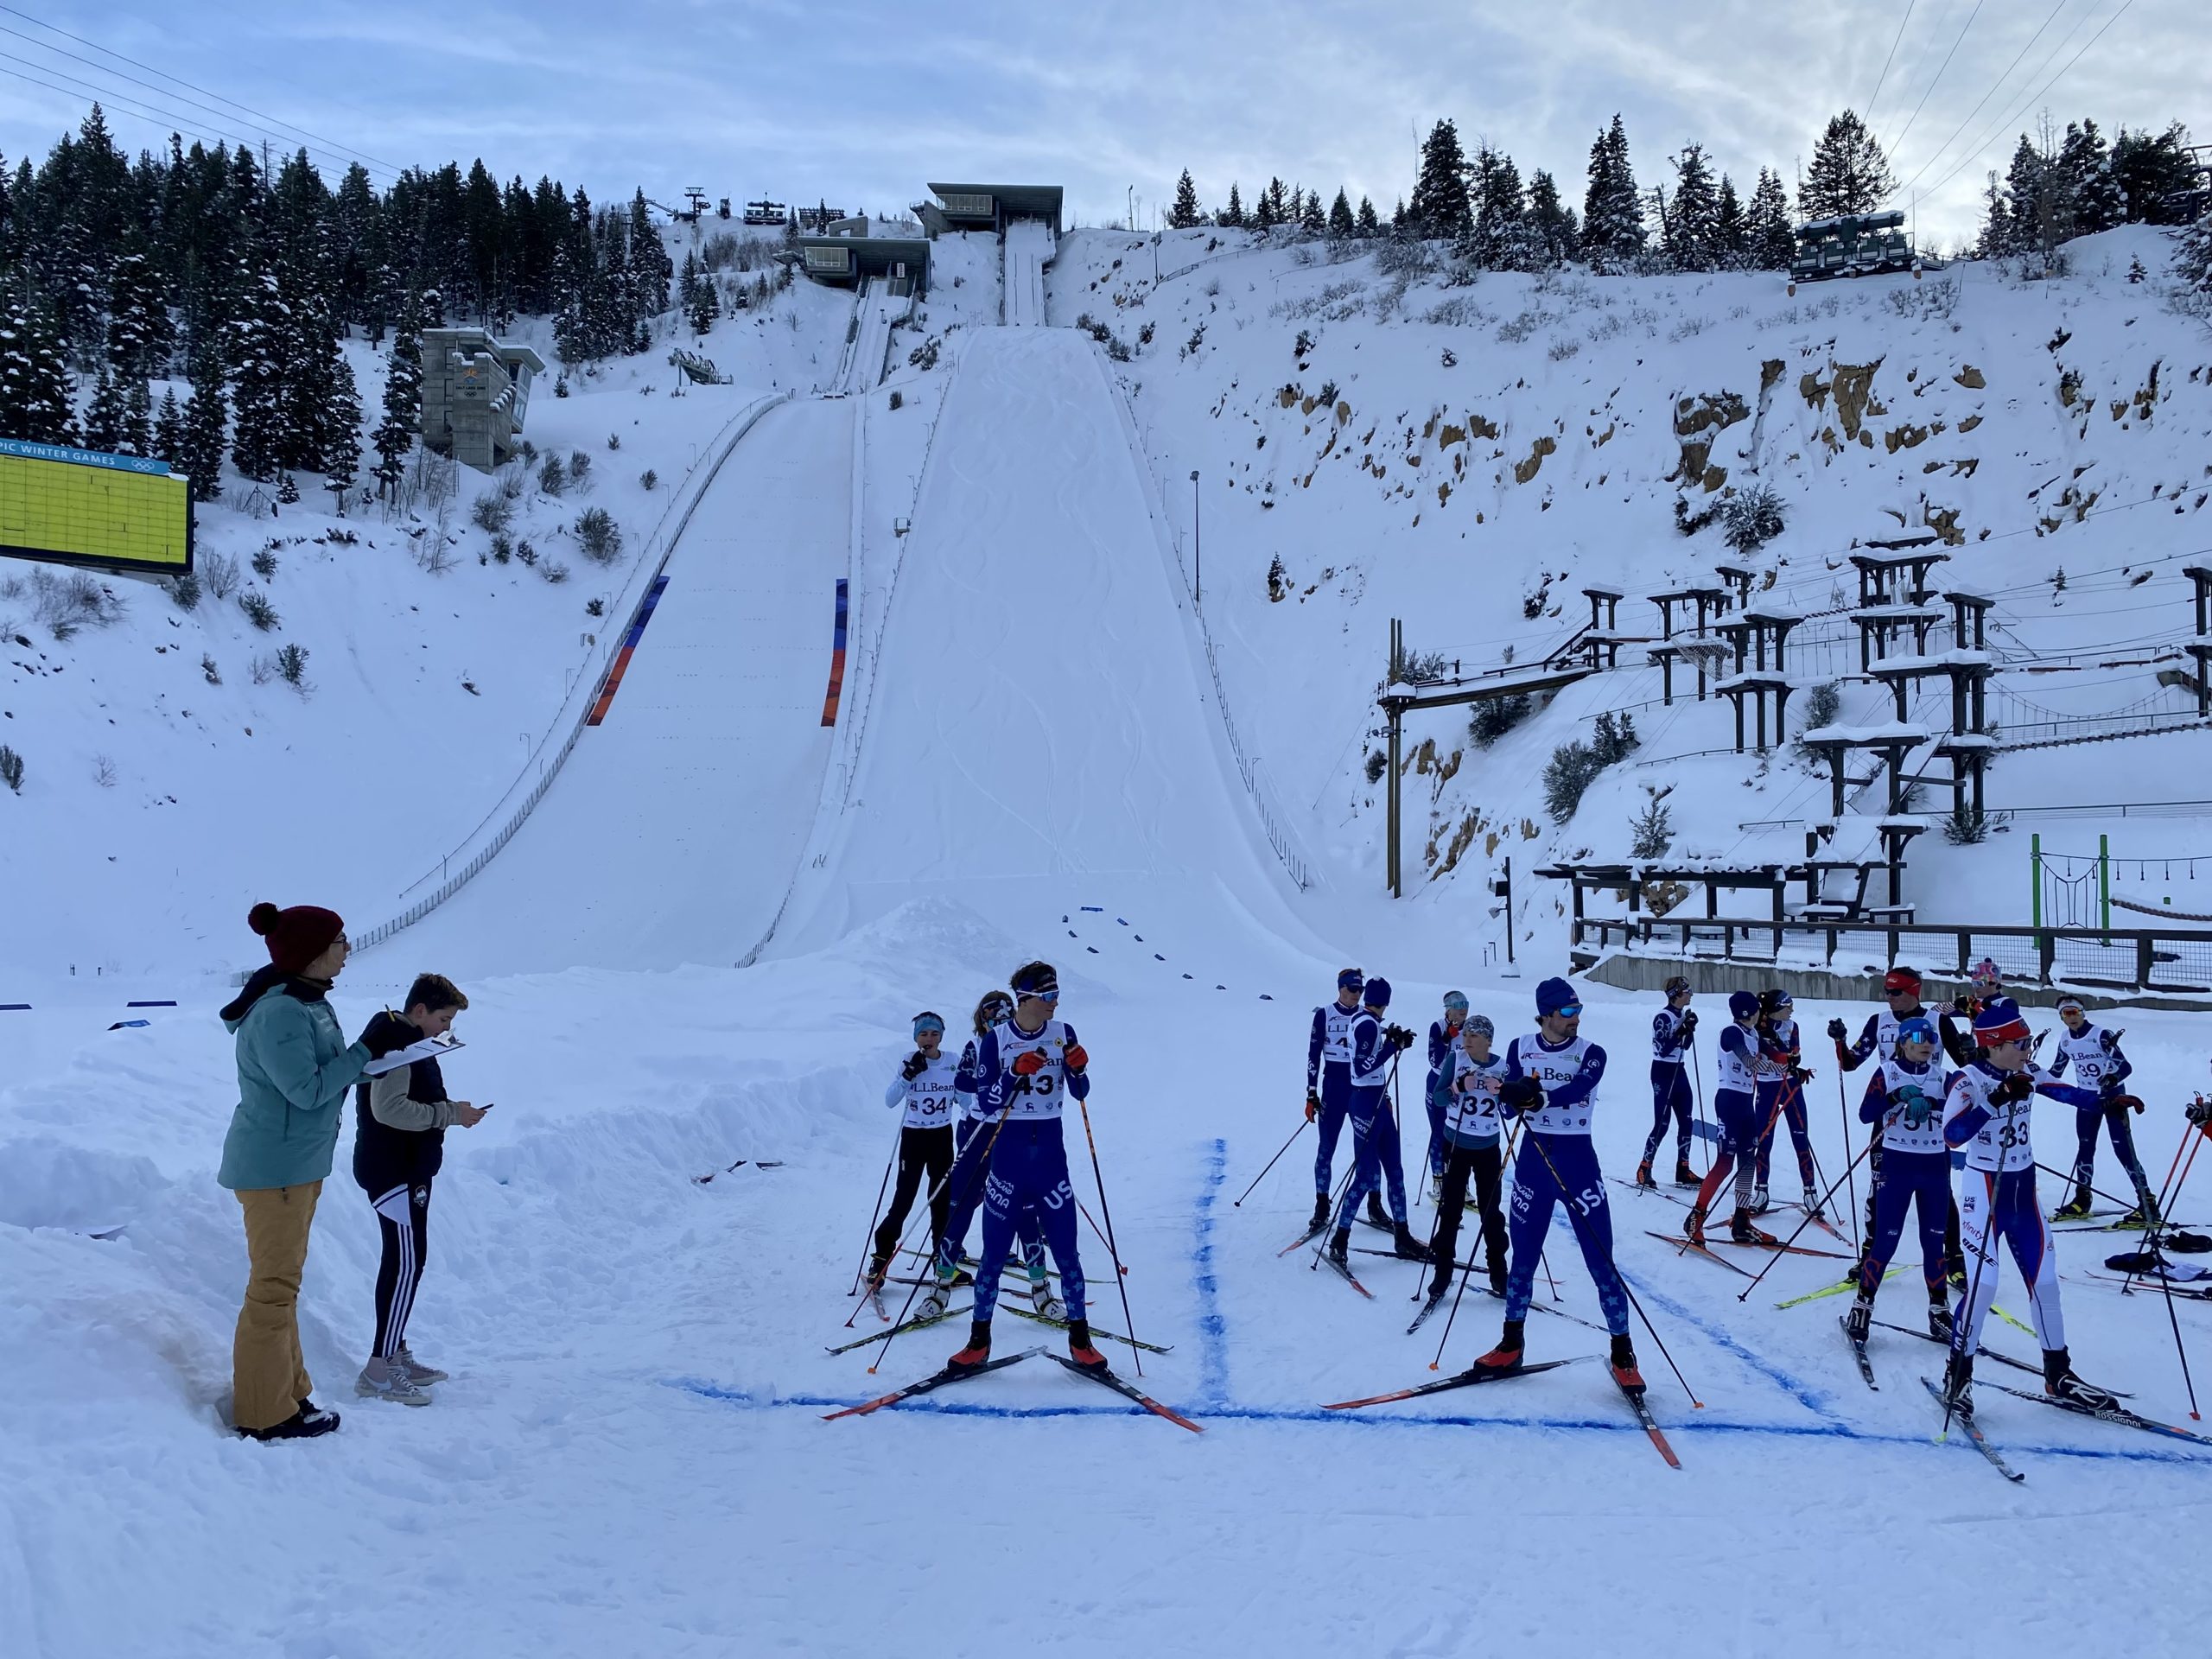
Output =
[{"x1": 11, "y1": 317, "x2": 2212, "y2": 1656}]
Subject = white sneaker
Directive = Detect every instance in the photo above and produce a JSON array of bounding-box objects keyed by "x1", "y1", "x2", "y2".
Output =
[
  {"x1": 395, "y1": 1344, "x2": 448, "y2": 1385},
  {"x1": 355, "y1": 1357, "x2": 432, "y2": 1407},
  {"x1": 1029, "y1": 1278, "x2": 1067, "y2": 1321}
]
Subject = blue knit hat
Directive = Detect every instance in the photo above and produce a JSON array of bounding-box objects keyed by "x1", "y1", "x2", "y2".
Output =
[
  {"x1": 1536, "y1": 976, "x2": 1579, "y2": 1016},
  {"x1": 1974, "y1": 996, "x2": 2030, "y2": 1045},
  {"x1": 1363, "y1": 976, "x2": 1393, "y2": 1009},
  {"x1": 1729, "y1": 990, "x2": 1760, "y2": 1020}
]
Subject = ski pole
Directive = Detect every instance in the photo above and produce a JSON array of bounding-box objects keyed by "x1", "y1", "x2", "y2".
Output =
[
  {"x1": 1734, "y1": 1133, "x2": 1878, "y2": 1300},
  {"x1": 848, "y1": 1119, "x2": 906, "y2": 1297},
  {"x1": 1310, "y1": 1150, "x2": 1363, "y2": 1266},
  {"x1": 1232, "y1": 1114, "x2": 1311, "y2": 1207},
  {"x1": 1077, "y1": 1095, "x2": 1145, "y2": 1376},
  {"x1": 1074, "y1": 1195, "x2": 1122, "y2": 1270},
  {"x1": 2033, "y1": 1161, "x2": 2152, "y2": 1222},
  {"x1": 1688, "y1": 1043, "x2": 1712, "y2": 1179},
  {"x1": 1515, "y1": 1123, "x2": 1703, "y2": 1408},
  {"x1": 842, "y1": 1118, "x2": 991, "y2": 1330},
  {"x1": 1835, "y1": 1071, "x2": 1861, "y2": 1255},
  {"x1": 2120, "y1": 1123, "x2": 2207, "y2": 1295},
  {"x1": 1942, "y1": 1169, "x2": 1999, "y2": 1440}
]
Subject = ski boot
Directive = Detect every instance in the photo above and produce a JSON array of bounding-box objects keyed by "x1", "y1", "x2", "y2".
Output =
[
  {"x1": 1327, "y1": 1227, "x2": 1351, "y2": 1268},
  {"x1": 863, "y1": 1250, "x2": 893, "y2": 1294},
  {"x1": 1609, "y1": 1332, "x2": 1645, "y2": 1398},
  {"x1": 2118, "y1": 1192, "x2": 2162, "y2": 1230},
  {"x1": 1673, "y1": 1156, "x2": 1699, "y2": 1188},
  {"x1": 239, "y1": 1402, "x2": 340, "y2": 1441},
  {"x1": 1941, "y1": 1351, "x2": 1975, "y2": 1419},
  {"x1": 1927, "y1": 1287, "x2": 1955, "y2": 1344},
  {"x1": 916, "y1": 1258, "x2": 958, "y2": 1320},
  {"x1": 1681, "y1": 1202, "x2": 1708, "y2": 1246},
  {"x1": 1946, "y1": 1251, "x2": 1970, "y2": 1290},
  {"x1": 1802, "y1": 1192, "x2": 1826, "y2": 1222},
  {"x1": 1474, "y1": 1319, "x2": 1526, "y2": 1376},
  {"x1": 1429, "y1": 1173, "x2": 1445, "y2": 1205},
  {"x1": 1028, "y1": 1272, "x2": 1067, "y2": 1321},
  {"x1": 1634, "y1": 1159, "x2": 1657, "y2": 1190},
  {"x1": 2052, "y1": 1188, "x2": 2094, "y2": 1223},
  {"x1": 1730, "y1": 1207, "x2": 1777, "y2": 1247},
  {"x1": 1309, "y1": 1192, "x2": 1332, "y2": 1230},
  {"x1": 1750, "y1": 1183, "x2": 1772, "y2": 1216},
  {"x1": 1843, "y1": 1294, "x2": 1872, "y2": 1345},
  {"x1": 394, "y1": 1344, "x2": 448, "y2": 1385},
  {"x1": 1066, "y1": 1319, "x2": 1109, "y2": 1373},
  {"x1": 946, "y1": 1320, "x2": 993, "y2": 1376},
  {"x1": 1365, "y1": 1190, "x2": 1389, "y2": 1228},
  {"x1": 1427, "y1": 1271, "x2": 1454, "y2": 1304},
  {"x1": 1391, "y1": 1221, "x2": 1433, "y2": 1262},
  {"x1": 2044, "y1": 1347, "x2": 2118, "y2": 1411}
]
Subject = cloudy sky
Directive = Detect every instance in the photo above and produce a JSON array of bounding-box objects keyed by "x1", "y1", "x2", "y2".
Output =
[{"x1": 2, "y1": 1, "x2": 2201, "y2": 249}]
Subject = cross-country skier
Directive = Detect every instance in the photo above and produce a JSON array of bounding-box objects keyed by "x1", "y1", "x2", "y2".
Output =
[
  {"x1": 864, "y1": 1013, "x2": 960, "y2": 1291},
  {"x1": 1829, "y1": 964, "x2": 1967, "y2": 1287},
  {"x1": 1937, "y1": 996, "x2": 2120, "y2": 1416},
  {"x1": 1474, "y1": 977, "x2": 1643, "y2": 1395},
  {"x1": 915, "y1": 990, "x2": 1057, "y2": 1321},
  {"x1": 1844, "y1": 1017, "x2": 1955, "y2": 1347},
  {"x1": 1325, "y1": 978, "x2": 1428, "y2": 1266},
  {"x1": 1307, "y1": 969, "x2": 1387, "y2": 1231},
  {"x1": 1424, "y1": 991, "x2": 1471, "y2": 1198},
  {"x1": 1684, "y1": 992, "x2": 1783, "y2": 1247},
  {"x1": 1637, "y1": 976, "x2": 1698, "y2": 1189},
  {"x1": 1426, "y1": 1014, "x2": 1510, "y2": 1300},
  {"x1": 946, "y1": 962, "x2": 1105, "y2": 1375},
  {"x1": 2045, "y1": 995, "x2": 2157, "y2": 1225},
  {"x1": 1751, "y1": 988, "x2": 1818, "y2": 1217}
]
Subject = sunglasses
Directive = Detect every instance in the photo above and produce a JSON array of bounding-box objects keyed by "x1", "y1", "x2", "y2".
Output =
[
  {"x1": 1551, "y1": 1003, "x2": 1583, "y2": 1019},
  {"x1": 1885, "y1": 987, "x2": 1916, "y2": 997}
]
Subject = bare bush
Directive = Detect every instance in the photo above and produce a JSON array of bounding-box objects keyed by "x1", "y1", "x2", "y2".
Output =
[
  {"x1": 30, "y1": 569, "x2": 126, "y2": 640},
  {"x1": 472, "y1": 491, "x2": 514, "y2": 533},
  {"x1": 200, "y1": 551, "x2": 242, "y2": 600}
]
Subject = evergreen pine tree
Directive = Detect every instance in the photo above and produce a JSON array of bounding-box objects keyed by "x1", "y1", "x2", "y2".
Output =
[
  {"x1": 2176, "y1": 207, "x2": 2212, "y2": 301},
  {"x1": 1300, "y1": 188, "x2": 1325, "y2": 234},
  {"x1": 1170, "y1": 169, "x2": 1200, "y2": 228},
  {"x1": 1666, "y1": 144, "x2": 1719, "y2": 270},
  {"x1": 1408, "y1": 118, "x2": 1472, "y2": 244},
  {"x1": 629, "y1": 189, "x2": 672, "y2": 315},
  {"x1": 1221, "y1": 182, "x2": 1244, "y2": 228},
  {"x1": 2059, "y1": 119, "x2": 2126, "y2": 236},
  {"x1": 153, "y1": 385, "x2": 184, "y2": 462},
  {"x1": 372, "y1": 289, "x2": 424, "y2": 499},
  {"x1": 1327, "y1": 188, "x2": 1355, "y2": 237},
  {"x1": 1745, "y1": 168, "x2": 1795, "y2": 270},
  {"x1": 82, "y1": 367, "x2": 128, "y2": 452},
  {"x1": 1354, "y1": 194, "x2": 1380, "y2": 238},
  {"x1": 0, "y1": 273, "x2": 79, "y2": 446},
  {"x1": 179, "y1": 370, "x2": 227, "y2": 502},
  {"x1": 1800, "y1": 110, "x2": 1894, "y2": 219},
  {"x1": 678, "y1": 247, "x2": 701, "y2": 310},
  {"x1": 121, "y1": 377, "x2": 152, "y2": 456},
  {"x1": 1976, "y1": 168, "x2": 2013, "y2": 258},
  {"x1": 2004, "y1": 131, "x2": 2065, "y2": 262},
  {"x1": 689, "y1": 270, "x2": 721, "y2": 334},
  {"x1": 1526, "y1": 169, "x2": 1576, "y2": 264},
  {"x1": 1713, "y1": 173, "x2": 1745, "y2": 269},
  {"x1": 105, "y1": 230, "x2": 173, "y2": 379},
  {"x1": 2112, "y1": 123, "x2": 2197, "y2": 226},
  {"x1": 1469, "y1": 147, "x2": 1533, "y2": 269},
  {"x1": 1580, "y1": 115, "x2": 1646, "y2": 267},
  {"x1": 229, "y1": 248, "x2": 285, "y2": 481}
]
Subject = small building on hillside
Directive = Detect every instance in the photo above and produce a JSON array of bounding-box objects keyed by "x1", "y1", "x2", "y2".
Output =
[
  {"x1": 418, "y1": 327, "x2": 546, "y2": 473},
  {"x1": 794, "y1": 220, "x2": 932, "y2": 296},
  {"x1": 918, "y1": 184, "x2": 1064, "y2": 238}
]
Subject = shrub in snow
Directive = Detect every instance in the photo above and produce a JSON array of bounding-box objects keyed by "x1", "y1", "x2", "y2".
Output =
[
  {"x1": 1885, "y1": 276, "x2": 1959, "y2": 321},
  {"x1": 538, "y1": 454, "x2": 568, "y2": 496},
  {"x1": 201, "y1": 552, "x2": 240, "y2": 600},
  {"x1": 1543, "y1": 713, "x2": 1638, "y2": 824},
  {"x1": 251, "y1": 548, "x2": 278, "y2": 581},
  {"x1": 166, "y1": 572, "x2": 200, "y2": 610},
  {"x1": 490, "y1": 534, "x2": 512, "y2": 563},
  {"x1": 1943, "y1": 804, "x2": 1989, "y2": 845},
  {"x1": 276, "y1": 474, "x2": 300, "y2": 505},
  {"x1": 540, "y1": 561, "x2": 570, "y2": 585},
  {"x1": 472, "y1": 492, "x2": 514, "y2": 534},
  {"x1": 1547, "y1": 338, "x2": 1580, "y2": 362},
  {"x1": 1792, "y1": 683, "x2": 1841, "y2": 763},
  {"x1": 1630, "y1": 790, "x2": 1673, "y2": 859},
  {"x1": 1363, "y1": 750, "x2": 1388, "y2": 785},
  {"x1": 516, "y1": 540, "x2": 538, "y2": 567},
  {"x1": 569, "y1": 450, "x2": 592, "y2": 483},
  {"x1": 1389, "y1": 642, "x2": 1451, "y2": 684},
  {"x1": 575, "y1": 508, "x2": 623, "y2": 564},
  {"x1": 1722, "y1": 485, "x2": 1786, "y2": 554},
  {"x1": 276, "y1": 643, "x2": 310, "y2": 688},
  {"x1": 639, "y1": 469, "x2": 658, "y2": 492},
  {"x1": 30, "y1": 569, "x2": 124, "y2": 640},
  {"x1": 0, "y1": 744, "x2": 22, "y2": 793},
  {"x1": 607, "y1": 432, "x2": 621, "y2": 451},
  {"x1": 586, "y1": 597, "x2": 606, "y2": 618},
  {"x1": 1469, "y1": 693, "x2": 1532, "y2": 748},
  {"x1": 200, "y1": 653, "x2": 220, "y2": 685},
  {"x1": 238, "y1": 590, "x2": 279, "y2": 631},
  {"x1": 554, "y1": 376, "x2": 569, "y2": 398},
  {"x1": 92, "y1": 753, "x2": 118, "y2": 788}
]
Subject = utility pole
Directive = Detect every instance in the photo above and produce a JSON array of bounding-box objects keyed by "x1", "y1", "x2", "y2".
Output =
[
  {"x1": 1189, "y1": 471, "x2": 1201, "y2": 604},
  {"x1": 1128, "y1": 185, "x2": 1136, "y2": 232}
]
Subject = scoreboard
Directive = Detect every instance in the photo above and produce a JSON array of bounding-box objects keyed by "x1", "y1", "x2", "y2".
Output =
[{"x1": 0, "y1": 436, "x2": 194, "y2": 575}]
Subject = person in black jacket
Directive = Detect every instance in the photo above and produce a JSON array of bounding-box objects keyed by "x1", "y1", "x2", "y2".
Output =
[{"x1": 353, "y1": 974, "x2": 486, "y2": 1406}]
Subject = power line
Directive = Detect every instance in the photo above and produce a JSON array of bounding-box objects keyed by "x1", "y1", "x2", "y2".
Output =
[
  {"x1": 1861, "y1": 1, "x2": 1918, "y2": 130},
  {"x1": 1878, "y1": 0, "x2": 1958, "y2": 154},
  {"x1": 0, "y1": 22, "x2": 400, "y2": 182},
  {"x1": 1897, "y1": 0, "x2": 2075, "y2": 197},
  {"x1": 0, "y1": 5, "x2": 404, "y2": 177},
  {"x1": 1916, "y1": 0, "x2": 2137, "y2": 204},
  {"x1": 0, "y1": 59, "x2": 239, "y2": 158},
  {"x1": 1888, "y1": 0, "x2": 1987, "y2": 159}
]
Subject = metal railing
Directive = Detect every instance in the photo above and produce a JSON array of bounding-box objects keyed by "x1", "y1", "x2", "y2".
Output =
[
  {"x1": 1569, "y1": 914, "x2": 2212, "y2": 996},
  {"x1": 353, "y1": 390, "x2": 793, "y2": 955}
]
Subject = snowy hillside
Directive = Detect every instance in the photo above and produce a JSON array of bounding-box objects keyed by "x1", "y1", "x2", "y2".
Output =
[{"x1": 1051, "y1": 223, "x2": 2212, "y2": 947}]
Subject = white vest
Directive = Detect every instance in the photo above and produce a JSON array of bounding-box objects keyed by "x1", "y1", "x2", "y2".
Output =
[
  {"x1": 1874, "y1": 1055, "x2": 1949, "y2": 1154},
  {"x1": 993, "y1": 1017, "x2": 1077, "y2": 1122},
  {"x1": 1514, "y1": 1033, "x2": 1601, "y2": 1136},
  {"x1": 2052, "y1": 1024, "x2": 2121, "y2": 1094},
  {"x1": 895, "y1": 1051, "x2": 961, "y2": 1129},
  {"x1": 1945, "y1": 1063, "x2": 2037, "y2": 1173},
  {"x1": 1717, "y1": 1024, "x2": 1763, "y2": 1096},
  {"x1": 1446, "y1": 1048, "x2": 1508, "y2": 1142},
  {"x1": 1318, "y1": 1001, "x2": 1359, "y2": 1065}
]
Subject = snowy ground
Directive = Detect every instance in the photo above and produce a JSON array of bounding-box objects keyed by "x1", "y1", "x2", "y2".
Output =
[{"x1": 10, "y1": 289, "x2": 2212, "y2": 1656}]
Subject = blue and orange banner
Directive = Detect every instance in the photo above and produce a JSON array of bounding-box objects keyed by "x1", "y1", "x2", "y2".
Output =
[
  {"x1": 820, "y1": 578, "x2": 849, "y2": 727},
  {"x1": 587, "y1": 573, "x2": 671, "y2": 726}
]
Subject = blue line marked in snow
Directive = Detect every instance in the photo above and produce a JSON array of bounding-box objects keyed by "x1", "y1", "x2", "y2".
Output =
[
  {"x1": 670, "y1": 1380, "x2": 2212, "y2": 1468},
  {"x1": 1192, "y1": 1139, "x2": 1230, "y2": 1410}
]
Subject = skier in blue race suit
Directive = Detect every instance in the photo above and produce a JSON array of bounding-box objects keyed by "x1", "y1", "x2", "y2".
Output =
[
  {"x1": 1306, "y1": 969, "x2": 1386, "y2": 1231},
  {"x1": 1322, "y1": 978, "x2": 1429, "y2": 1267}
]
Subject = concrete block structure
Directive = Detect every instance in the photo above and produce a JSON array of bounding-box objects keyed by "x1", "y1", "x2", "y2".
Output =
[{"x1": 419, "y1": 328, "x2": 547, "y2": 473}]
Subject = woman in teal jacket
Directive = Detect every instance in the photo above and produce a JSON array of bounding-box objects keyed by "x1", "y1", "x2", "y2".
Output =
[{"x1": 217, "y1": 902, "x2": 402, "y2": 1440}]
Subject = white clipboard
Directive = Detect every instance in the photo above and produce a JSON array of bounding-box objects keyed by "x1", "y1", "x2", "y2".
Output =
[{"x1": 362, "y1": 1034, "x2": 466, "y2": 1077}]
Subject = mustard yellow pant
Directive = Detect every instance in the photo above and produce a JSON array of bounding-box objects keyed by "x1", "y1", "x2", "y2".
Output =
[{"x1": 232, "y1": 1181, "x2": 322, "y2": 1432}]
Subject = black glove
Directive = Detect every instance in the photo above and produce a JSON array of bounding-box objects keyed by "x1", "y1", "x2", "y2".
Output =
[
  {"x1": 1500, "y1": 1076, "x2": 1544, "y2": 1114},
  {"x1": 900, "y1": 1051, "x2": 929, "y2": 1082},
  {"x1": 359, "y1": 1020, "x2": 410, "y2": 1060},
  {"x1": 1995, "y1": 1073, "x2": 2033, "y2": 1104},
  {"x1": 1680, "y1": 1010, "x2": 1698, "y2": 1037},
  {"x1": 1792, "y1": 1065, "x2": 1815, "y2": 1084},
  {"x1": 1305, "y1": 1089, "x2": 1321, "y2": 1122},
  {"x1": 1385, "y1": 1023, "x2": 1417, "y2": 1052},
  {"x1": 1826, "y1": 1018, "x2": 1848, "y2": 1042},
  {"x1": 2189, "y1": 1096, "x2": 2212, "y2": 1128}
]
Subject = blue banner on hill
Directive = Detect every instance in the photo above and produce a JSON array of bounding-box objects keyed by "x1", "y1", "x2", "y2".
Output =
[{"x1": 0, "y1": 436, "x2": 170, "y2": 476}]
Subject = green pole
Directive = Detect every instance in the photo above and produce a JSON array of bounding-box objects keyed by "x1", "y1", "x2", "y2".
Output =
[
  {"x1": 2031, "y1": 833, "x2": 2041, "y2": 929},
  {"x1": 2100, "y1": 832, "x2": 2111, "y2": 934}
]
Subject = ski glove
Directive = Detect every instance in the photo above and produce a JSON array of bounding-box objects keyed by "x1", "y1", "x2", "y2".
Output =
[
  {"x1": 2188, "y1": 1096, "x2": 2212, "y2": 1128},
  {"x1": 1994, "y1": 1073, "x2": 2034, "y2": 1104},
  {"x1": 1499, "y1": 1076, "x2": 1544, "y2": 1114},
  {"x1": 1063, "y1": 1044, "x2": 1089, "y2": 1073},
  {"x1": 2108, "y1": 1094, "x2": 2145, "y2": 1115},
  {"x1": 1679, "y1": 1010, "x2": 1698, "y2": 1037},
  {"x1": 1826, "y1": 1018, "x2": 1848, "y2": 1041},
  {"x1": 1894, "y1": 1084, "x2": 1935, "y2": 1130},
  {"x1": 1383, "y1": 1023, "x2": 1418, "y2": 1052},
  {"x1": 1011, "y1": 1050, "x2": 1048, "y2": 1077},
  {"x1": 1305, "y1": 1090, "x2": 1320, "y2": 1122},
  {"x1": 900, "y1": 1052, "x2": 930, "y2": 1082}
]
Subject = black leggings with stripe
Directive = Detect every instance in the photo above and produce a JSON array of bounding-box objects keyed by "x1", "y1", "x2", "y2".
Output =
[{"x1": 371, "y1": 1179, "x2": 431, "y2": 1360}]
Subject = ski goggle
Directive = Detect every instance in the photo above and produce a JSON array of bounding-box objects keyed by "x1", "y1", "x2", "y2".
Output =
[
  {"x1": 1548, "y1": 1001, "x2": 1583, "y2": 1020},
  {"x1": 2056, "y1": 996, "x2": 2085, "y2": 1014}
]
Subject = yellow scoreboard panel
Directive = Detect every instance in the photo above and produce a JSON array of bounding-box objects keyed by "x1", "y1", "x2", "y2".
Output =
[{"x1": 0, "y1": 436, "x2": 194, "y2": 575}]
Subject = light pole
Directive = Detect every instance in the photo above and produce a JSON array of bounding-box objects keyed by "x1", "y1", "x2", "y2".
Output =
[
  {"x1": 1189, "y1": 470, "x2": 1200, "y2": 605},
  {"x1": 1128, "y1": 185, "x2": 1136, "y2": 232}
]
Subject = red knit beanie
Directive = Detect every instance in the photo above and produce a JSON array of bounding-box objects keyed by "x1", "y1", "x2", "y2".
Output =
[{"x1": 248, "y1": 902, "x2": 346, "y2": 975}]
